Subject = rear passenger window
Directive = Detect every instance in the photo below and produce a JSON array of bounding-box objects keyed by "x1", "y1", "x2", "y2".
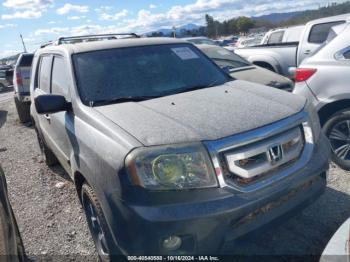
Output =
[
  {"x1": 39, "y1": 56, "x2": 52, "y2": 93},
  {"x1": 308, "y1": 21, "x2": 345, "y2": 44},
  {"x1": 268, "y1": 31, "x2": 284, "y2": 44},
  {"x1": 51, "y1": 56, "x2": 70, "y2": 99},
  {"x1": 19, "y1": 55, "x2": 34, "y2": 67}
]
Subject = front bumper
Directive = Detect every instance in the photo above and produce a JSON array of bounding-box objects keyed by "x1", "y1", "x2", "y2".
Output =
[{"x1": 107, "y1": 133, "x2": 330, "y2": 255}]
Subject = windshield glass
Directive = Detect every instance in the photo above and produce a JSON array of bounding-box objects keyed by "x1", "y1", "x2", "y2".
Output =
[
  {"x1": 73, "y1": 44, "x2": 229, "y2": 105},
  {"x1": 187, "y1": 38, "x2": 217, "y2": 45},
  {"x1": 201, "y1": 47, "x2": 250, "y2": 69}
]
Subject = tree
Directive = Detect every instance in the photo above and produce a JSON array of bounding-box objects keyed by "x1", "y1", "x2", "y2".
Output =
[
  {"x1": 236, "y1": 16, "x2": 255, "y2": 34},
  {"x1": 205, "y1": 14, "x2": 217, "y2": 38}
]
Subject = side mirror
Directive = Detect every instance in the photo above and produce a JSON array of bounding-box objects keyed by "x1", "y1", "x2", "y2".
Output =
[
  {"x1": 35, "y1": 95, "x2": 71, "y2": 114},
  {"x1": 222, "y1": 66, "x2": 231, "y2": 75}
]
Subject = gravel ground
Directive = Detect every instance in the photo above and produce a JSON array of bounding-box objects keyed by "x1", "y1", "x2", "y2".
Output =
[
  {"x1": 0, "y1": 93, "x2": 97, "y2": 260},
  {"x1": 0, "y1": 90, "x2": 349, "y2": 260}
]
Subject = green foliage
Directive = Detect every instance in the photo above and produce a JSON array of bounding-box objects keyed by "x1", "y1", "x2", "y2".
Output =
[{"x1": 204, "y1": 1, "x2": 350, "y2": 36}]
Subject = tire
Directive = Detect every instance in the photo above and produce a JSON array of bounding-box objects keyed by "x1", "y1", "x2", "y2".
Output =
[
  {"x1": 34, "y1": 127, "x2": 58, "y2": 166},
  {"x1": 81, "y1": 183, "x2": 121, "y2": 261},
  {"x1": 323, "y1": 110, "x2": 350, "y2": 170},
  {"x1": 14, "y1": 97, "x2": 31, "y2": 123}
]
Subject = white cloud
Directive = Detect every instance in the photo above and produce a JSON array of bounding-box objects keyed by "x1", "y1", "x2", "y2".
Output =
[
  {"x1": 68, "y1": 15, "x2": 85, "y2": 20},
  {"x1": 1, "y1": 0, "x2": 53, "y2": 19},
  {"x1": 35, "y1": 26, "x2": 69, "y2": 36},
  {"x1": 0, "y1": 23, "x2": 17, "y2": 28},
  {"x1": 99, "y1": 9, "x2": 128, "y2": 21},
  {"x1": 56, "y1": 4, "x2": 89, "y2": 15},
  {"x1": 149, "y1": 4, "x2": 157, "y2": 9},
  {"x1": 2, "y1": 10, "x2": 42, "y2": 19},
  {"x1": 2, "y1": 0, "x2": 53, "y2": 10}
]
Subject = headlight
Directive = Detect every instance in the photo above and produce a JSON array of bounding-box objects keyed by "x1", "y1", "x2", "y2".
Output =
[
  {"x1": 125, "y1": 143, "x2": 218, "y2": 190},
  {"x1": 305, "y1": 100, "x2": 321, "y2": 143}
]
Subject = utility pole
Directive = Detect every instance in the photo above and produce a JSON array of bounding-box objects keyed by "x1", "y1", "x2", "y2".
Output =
[
  {"x1": 20, "y1": 34, "x2": 27, "y2": 53},
  {"x1": 172, "y1": 26, "x2": 176, "y2": 38}
]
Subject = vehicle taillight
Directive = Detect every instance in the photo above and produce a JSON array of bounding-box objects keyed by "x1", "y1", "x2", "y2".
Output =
[
  {"x1": 295, "y1": 68, "x2": 317, "y2": 82},
  {"x1": 15, "y1": 72, "x2": 23, "y2": 86}
]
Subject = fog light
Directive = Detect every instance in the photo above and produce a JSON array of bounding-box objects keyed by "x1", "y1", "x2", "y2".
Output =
[{"x1": 163, "y1": 236, "x2": 182, "y2": 251}]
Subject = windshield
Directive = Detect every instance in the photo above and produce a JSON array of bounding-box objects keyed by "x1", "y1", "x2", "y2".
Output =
[
  {"x1": 73, "y1": 44, "x2": 229, "y2": 106},
  {"x1": 201, "y1": 47, "x2": 251, "y2": 70},
  {"x1": 187, "y1": 38, "x2": 217, "y2": 46}
]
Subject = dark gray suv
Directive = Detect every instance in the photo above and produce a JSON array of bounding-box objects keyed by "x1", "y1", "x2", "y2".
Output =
[{"x1": 30, "y1": 35, "x2": 330, "y2": 259}]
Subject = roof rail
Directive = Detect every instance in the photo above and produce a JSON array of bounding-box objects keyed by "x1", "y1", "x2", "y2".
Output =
[{"x1": 57, "y1": 33, "x2": 140, "y2": 45}]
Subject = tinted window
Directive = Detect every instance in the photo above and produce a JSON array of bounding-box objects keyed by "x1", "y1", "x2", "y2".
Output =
[
  {"x1": 73, "y1": 44, "x2": 229, "y2": 105},
  {"x1": 0, "y1": 71, "x2": 5, "y2": 78},
  {"x1": 19, "y1": 54, "x2": 34, "y2": 67},
  {"x1": 201, "y1": 47, "x2": 250, "y2": 69},
  {"x1": 268, "y1": 31, "x2": 284, "y2": 44},
  {"x1": 52, "y1": 57, "x2": 70, "y2": 98},
  {"x1": 188, "y1": 39, "x2": 217, "y2": 46},
  {"x1": 308, "y1": 21, "x2": 345, "y2": 44},
  {"x1": 39, "y1": 56, "x2": 52, "y2": 93},
  {"x1": 344, "y1": 50, "x2": 350, "y2": 59}
]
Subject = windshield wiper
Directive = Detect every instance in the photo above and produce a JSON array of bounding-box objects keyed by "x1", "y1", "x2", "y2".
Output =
[{"x1": 90, "y1": 95, "x2": 161, "y2": 107}]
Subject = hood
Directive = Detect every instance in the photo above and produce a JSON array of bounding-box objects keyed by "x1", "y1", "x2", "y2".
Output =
[
  {"x1": 230, "y1": 66, "x2": 293, "y2": 90},
  {"x1": 94, "y1": 80, "x2": 306, "y2": 146}
]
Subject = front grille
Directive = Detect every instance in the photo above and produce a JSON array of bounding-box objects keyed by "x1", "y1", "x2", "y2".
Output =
[{"x1": 220, "y1": 126, "x2": 305, "y2": 186}]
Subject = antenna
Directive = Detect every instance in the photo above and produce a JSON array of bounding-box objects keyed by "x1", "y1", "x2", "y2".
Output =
[{"x1": 20, "y1": 34, "x2": 27, "y2": 53}]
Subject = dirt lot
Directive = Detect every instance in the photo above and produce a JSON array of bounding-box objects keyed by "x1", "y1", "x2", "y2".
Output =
[{"x1": 0, "y1": 90, "x2": 350, "y2": 260}]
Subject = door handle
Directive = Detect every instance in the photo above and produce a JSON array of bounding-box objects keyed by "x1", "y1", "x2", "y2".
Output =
[
  {"x1": 44, "y1": 114, "x2": 51, "y2": 121},
  {"x1": 304, "y1": 50, "x2": 311, "y2": 55}
]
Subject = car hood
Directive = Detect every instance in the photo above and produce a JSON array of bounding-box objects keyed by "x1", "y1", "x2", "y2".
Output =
[
  {"x1": 230, "y1": 66, "x2": 293, "y2": 89},
  {"x1": 94, "y1": 80, "x2": 306, "y2": 146}
]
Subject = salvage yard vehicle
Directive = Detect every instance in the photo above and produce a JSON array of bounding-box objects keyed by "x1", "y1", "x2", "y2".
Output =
[
  {"x1": 293, "y1": 22, "x2": 350, "y2": 170},
  {"x1": 0, "y1": 166, "x2": 26, "y2": 261},
  {"x1": 13, "y1": 53, "x2": 34, "y2": 123},
  {"x1": 196, "y1": 44, "x2": 294, "y2": 91},
  {"x1": 320, "y1": 218, "x2": 350, "y2": 261},
  {"x1": 30, "y1": 34, "x2": 330, "y2": 259},
  {"x1": 235, "y1": 14, "x2": 349, "y2": 77},
  {"x1": 0, "y1": 71, "x2": 10, "y2": 92},
  {"x1": 260, "y1": 25, "x2": 305, "y2": 45},
  {"x1": 183, "y1": 37, "x2": 218, "y2": 46}
]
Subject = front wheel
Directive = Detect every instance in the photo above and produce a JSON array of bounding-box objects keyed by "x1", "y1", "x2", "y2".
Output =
[
  {"x1": 323, "y1": 110, "x2": 350, "y2": 170},
  {"x1": 81, "y1": 183, "x2": 120, "y2": 261}
]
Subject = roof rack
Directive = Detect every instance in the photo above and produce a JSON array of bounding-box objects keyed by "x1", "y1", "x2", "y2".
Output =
[
  {"x1": 57, "y1": 33, "x2": 140, "y2": 45},
  {"x1": 39, "y1": 33, "x2": 140, "y2": 49}
]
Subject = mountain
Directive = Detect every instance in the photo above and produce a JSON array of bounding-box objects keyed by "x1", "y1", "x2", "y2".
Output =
[
  {"x1": 147, "y1": 23, "x2": 202, "y2": 36},
  {"x1": 253, "y1": 11, "x2": 303, "y2": 23}
]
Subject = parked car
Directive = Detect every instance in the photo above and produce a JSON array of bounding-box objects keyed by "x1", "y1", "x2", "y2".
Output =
[
  {"x1": 183, "y1": 37, "x2": 218, "y2": 46},
  {"x1": 320, "y1": 218, "x2": 350, "y2": 261},
  {"x1": 196, "y1": 44, "x2": 294, "y2": 91},
  {"x1": 235, "y1": 14, "x2": 349, "y2": 77},
  {"x1": 0, "y1": 166, "x2": 26, "y2": 261},
  {"x1": 260, "y1": 25, "x2": 305, "y2": 45},
  {"x1": 0, "y1": 70, "x2": 11, "y2": 92},
  {"x1": 293, "y1": 22, "x2": 350, "y2": 170},
  {"x1": 13, "y1": 53, "x2": 34, "y2": 123},
  {"x1": 31, "y1": 35, "x2": 330, "y2": 259}
]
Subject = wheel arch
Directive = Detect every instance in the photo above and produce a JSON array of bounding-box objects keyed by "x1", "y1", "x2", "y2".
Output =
[{"x1": 318, "y1": 99, "x2": 350, "y2": 126}]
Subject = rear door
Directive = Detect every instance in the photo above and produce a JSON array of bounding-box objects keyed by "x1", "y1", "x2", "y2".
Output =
[{"x1": 298, "y1": 21, "x2": 345, "y2": 64}]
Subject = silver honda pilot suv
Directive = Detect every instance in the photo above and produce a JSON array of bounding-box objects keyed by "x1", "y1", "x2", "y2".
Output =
[{"x1": 30, "y1": 35, "x2": 330, "y2": 259}]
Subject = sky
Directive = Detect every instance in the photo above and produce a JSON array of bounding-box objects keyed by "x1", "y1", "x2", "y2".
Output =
[{"x1": 0, "y1": 0, "x2": 347, "y2": 58}]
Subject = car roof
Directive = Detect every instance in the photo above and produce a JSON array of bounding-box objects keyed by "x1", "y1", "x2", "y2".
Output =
[
  {"x1": 306, "y1": 13, "x2": 350, "y2": 25},
  {"x1": 39, "y1": 37, "x2": 188, "y2": 55}
]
